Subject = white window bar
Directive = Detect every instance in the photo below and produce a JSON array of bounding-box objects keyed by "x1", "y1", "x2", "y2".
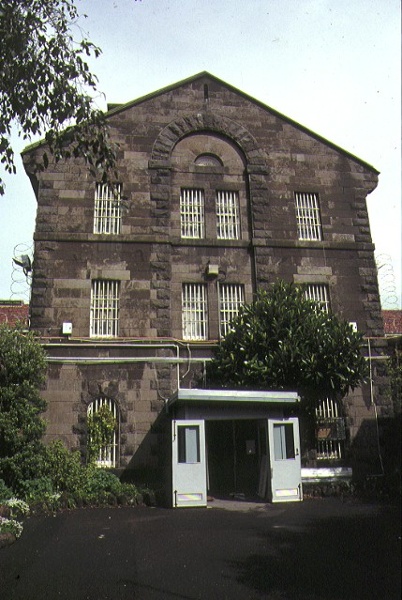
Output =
[
  {"x1": 90, "y1": 280, "x2": 120, "y2": 338},
  {"x1": 182, "y1": 284, "x2": 208, "y2": 340},
  {"x1": 94, "y1": 183, "x2": 122, "y2": 235},
  {"x1": 294, "y1": 192, "x2": 322, "y2": 241},
  {"x1": 219, "y1": 283, "x2": 244, "y2": 337},
  {"x1": 87, "y1": 398, "x2": 119, "y2": 468},
  {"x1": 216, "y1": 190, "x2": 240, "y2": 240},
  {"x1": 180, "y1": 188, "x2": 205, "y2": 239},
  {"x1": 315, "y1": 398, "x2": 343, "y2": 460},
  {"x1": 304, "y1": 283, "x2": 330, "y2": 313}
]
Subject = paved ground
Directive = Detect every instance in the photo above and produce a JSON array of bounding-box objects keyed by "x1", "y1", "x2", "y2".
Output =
[{"x1": 0, "y1": 497, "x2": 400, "y2": 600}]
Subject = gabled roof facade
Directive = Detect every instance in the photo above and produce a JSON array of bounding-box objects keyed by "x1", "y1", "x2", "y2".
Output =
[{"x1": 23, "y1": 71, "x2": 378, "y2": 175}]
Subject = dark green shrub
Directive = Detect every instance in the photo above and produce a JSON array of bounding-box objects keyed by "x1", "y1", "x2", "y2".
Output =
[
  {"x1": 83, "y1": 468, "x2": 122, "y2": 499},
  {"x1": 0, "y1": 326, "x2": 47, "y2": 491},
  {"x1": 42, "y1": 440, "x2": 86, "y2": 495},
  {"x1": 19, "y1": 476, "x2": 54, "y2": 505},
  {"x1": 0, "y1": 479, "x2": 13, "y2": 502}
]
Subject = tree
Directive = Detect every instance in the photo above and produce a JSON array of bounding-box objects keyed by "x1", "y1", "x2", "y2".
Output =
[
  {"x1": 207, "y1": 281, "x2": 368, "y2": 411},
  {"x1": 0, "y1": 325, "x2": 47, "y2": 490},
  {"x1": 0, "y1": 0, "x2": 117, "y2": 195}
]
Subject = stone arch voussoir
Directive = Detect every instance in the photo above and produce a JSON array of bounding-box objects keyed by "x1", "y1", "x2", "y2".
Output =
[{"x1": 151, "y1": 112, "x2": 267, "y2": 169}]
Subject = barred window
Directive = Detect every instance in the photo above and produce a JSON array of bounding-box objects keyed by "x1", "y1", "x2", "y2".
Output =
[
  {"x1": 304, "y1": 283, "x2": 330, "y2": 313},
  {"x1": 180, "y1": 188, "x2": 205, "y2": 239},
  {"x1": 294, "y1": 192, "x2": 322, "y2": 241},
  {"x1": 219, "y1": 283, "x2": 244, "y2": 337},
  {"x1": 182, "y1": 284, "x2": 208, "y2": 340},
  {"x1": 87, "y1": 398, "x2": 119, "y2": 467},
  {"x1": 94, "y1": 183, "x2": 122, "y2": 235},
  {"x1": 90, "y1": 280, "x2": 120, "y2": 338},
  {"x1": 216, "y1": 190, "x2": 240, "y2": 240},
  {"x1": 315, "y1": 398, "x2": 344, "y2": 460}
]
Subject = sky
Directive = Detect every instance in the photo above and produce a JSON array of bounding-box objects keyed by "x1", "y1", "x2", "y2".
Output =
[{"x1": 0, "y1": 0, "x2": 400, "y2": 307}]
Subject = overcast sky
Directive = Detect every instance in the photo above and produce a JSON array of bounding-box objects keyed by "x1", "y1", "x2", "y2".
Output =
[{"x1": 1, "y1": 0, "x2": 400, "y2": 307}]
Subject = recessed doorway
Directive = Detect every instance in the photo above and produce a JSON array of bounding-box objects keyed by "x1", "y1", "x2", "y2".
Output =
[{"x1": 205, "y1": 419, "x2": 266, "y2": 499}]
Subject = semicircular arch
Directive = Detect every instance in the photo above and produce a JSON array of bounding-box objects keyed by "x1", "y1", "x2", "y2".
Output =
[{"x1": 151, "y1": 112, "x2": 267, "y2": 170}]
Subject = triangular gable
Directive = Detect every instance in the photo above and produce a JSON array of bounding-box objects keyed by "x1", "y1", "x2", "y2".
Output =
[{"x1": 21, "y1": 70, "x2": 378, "y2": 173}]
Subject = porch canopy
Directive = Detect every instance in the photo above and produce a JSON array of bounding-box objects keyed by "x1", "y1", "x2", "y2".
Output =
[{"x1": 168, "y1": 389, "x2": 300, "y2": 419}]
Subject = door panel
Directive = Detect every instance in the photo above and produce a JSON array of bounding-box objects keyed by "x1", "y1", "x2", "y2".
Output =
[
  {"x1": 172, "y1": 420, "x2": 207, "y2": 507},
  {"x1": 268, "y1": 417, "x2": 302, "y2": 502}
]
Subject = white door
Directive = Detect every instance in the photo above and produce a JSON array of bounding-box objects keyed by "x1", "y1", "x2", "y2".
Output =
[
  {"x1": 172, "y1": 420, "x2": 207, "y2": 508},
  {"x1": 268, "y1": 417, "x2": 303, "y2": 502}
]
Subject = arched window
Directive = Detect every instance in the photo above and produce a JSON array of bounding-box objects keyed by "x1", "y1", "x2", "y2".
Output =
[
  {"x1": 194, "y1": 153, "x2": 223, "y2": 167},
  {"x1": 87, "y1": 398, "x2": 119, "y2": 467}
]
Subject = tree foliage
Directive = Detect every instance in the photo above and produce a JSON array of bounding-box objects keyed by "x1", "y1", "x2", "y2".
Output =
[
  {"x1": 0, "y1": 0, "x2": 117, "y2": 194},
  {"x1": 207, "y1": 281, "x2": 368, "y2": 409},
  {"x1": 387, "y1": 347, "x2": 401, "y2": 415},
  {"x1": 0, "y1": 325, "x2": 47, "y2": 489}
]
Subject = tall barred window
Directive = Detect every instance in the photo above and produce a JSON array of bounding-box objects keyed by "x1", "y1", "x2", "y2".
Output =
[
  {"x1": 304, "y1": 283, "x2": 330, "y2": 313},
  {"x1": 219, "y1": 283, "x2": 244, "y2": 337},
  {"x1": 87, "y1": 398, "x2": 119, "y2": 467},
  {"x1": 315, "y1": 398, "x2": 345, "y2": 460},
  {"x1": 180, "y1": 188, "x2": 205, "y2": 239},
  {"x1": 90, "y1": 280, "x2": 120, "y2": 338},
  {"x1": 182, "y1": 284, "x2": 208, "y2": 340},
  {"x1": 94, "y1": 183, "x2": 122, "y2": 235},
  {"x1": 294, "y1": 192, "x2": 322, "y2": 241},
  {"x1": 216, "y1": 190, "x2": 240, "y2": 240}
]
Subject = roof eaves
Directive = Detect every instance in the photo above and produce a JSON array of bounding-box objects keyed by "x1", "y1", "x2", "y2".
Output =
[{"x1": 21, "y1": 71, "x2": 379, "y2": 174}]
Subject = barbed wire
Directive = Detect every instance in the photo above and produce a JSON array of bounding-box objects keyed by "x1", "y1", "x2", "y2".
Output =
[
  {"x1": 375, "y1": 253, "x2": 399, "y2": 309},
  {"x1": 11, "y1": 242, "x2": 33, "y2": 302}
]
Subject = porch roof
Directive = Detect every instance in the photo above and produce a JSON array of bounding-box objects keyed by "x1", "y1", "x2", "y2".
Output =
[{"x1": 168, "y1": 389, "x2": 300, "y2": 407}]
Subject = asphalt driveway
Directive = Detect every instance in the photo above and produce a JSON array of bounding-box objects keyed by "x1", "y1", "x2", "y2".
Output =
[{"x1": 0, "y1": 497, "x2": 400, "y2": 600}]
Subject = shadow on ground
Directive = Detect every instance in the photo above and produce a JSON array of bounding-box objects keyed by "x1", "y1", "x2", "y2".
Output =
[{"x1": 231, "y1": 502, "x2": 401, "y2": 600}]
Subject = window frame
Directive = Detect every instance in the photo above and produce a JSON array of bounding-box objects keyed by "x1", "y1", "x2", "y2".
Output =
[
  {"x1": 180, "y1": 188, "x2": 205, "y2": 239},
  {"x1": 304, "y1": 283, "x2": 330, "y2": 313},
  {"x1": 182, "y1": 283, "x2": 208, "y2": 341},
  {"x1": 215, "y1": 190, "x2": 241, "y2": 240},
  {"x1": 90, "y1": 280, "x2": 120, "y2": 338},
  {"x1": 294, "y1": 192, "x2": 323, "y2": 241},
  {"x1": 87, "y1": 398, "x2": 119, "y2": 468},
  {"x1": 93, "y1": 183, "x2": 122, "y2": 235},
  {"x1": 219, "y1": 283, "x2": 245, "y2": 338}
]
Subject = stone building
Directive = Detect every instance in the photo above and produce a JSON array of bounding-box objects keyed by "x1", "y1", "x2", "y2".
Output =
[{"x1": 22, "y1": 72, "x2": 389, "y2": 504}]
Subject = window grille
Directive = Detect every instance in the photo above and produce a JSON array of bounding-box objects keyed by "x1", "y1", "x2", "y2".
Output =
[
  {"x1": 182, "y1": 284, "x2": 208, "y2": 340},
  {"x1": 180, "y1": 188, "x2": 205, "y2": 239},
  {"x1": 87, "y1": 398, "x2": 119, "y2": 467},
  {"x1": 216, "y1": 190, "x2": 240, "y2": 240},
  {"x1": 219, "y1": 284, "x2": 244, "y2": 337},
  {"x1": 315, "y1": 398, "x2": 344, "y2": 460},
  {"x1": 304, "y1": 283, "x2": 330, "y2": 313},
  {"x1": 94, "y1": 183, "x2": 122, "y2": 235},
  {"x1": 294, "y1": 192, "x2": 322, "y2": 241},
  {"x1": 194, "y1": 154, "x2": 222, "y2": 167},
  {"x1": 90, "y1": 280, "x2": 120, "y2": 338}
]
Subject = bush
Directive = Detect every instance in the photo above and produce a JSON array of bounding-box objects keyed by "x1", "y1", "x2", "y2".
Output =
[
  {"x1": 41, "y1": 441, "x2": 86, "y2": 495},
  {"x1": 0, "y1": 516, "x2": 23, "y2": 538},
  {"x1": 3, "y1": 498, "x2": 30, "y2": 519},
  {"x1": 6, "y1": 439, "x2": 151, "y2": 513},
  {"x1": 0, "y1": 479, "x2": 13, "y2": 502},
  {"x1": 19, "y1": 476, "x2": 54, "y2": 504},
  {"x1": 82, "y1": 469, "x2": 141, "y2": 505},
  {"x1": 0, "y1": 326, "x2": 47, "y2": 491}
]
